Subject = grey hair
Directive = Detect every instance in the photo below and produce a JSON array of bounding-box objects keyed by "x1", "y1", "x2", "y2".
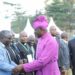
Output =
[{"x1": 0, "y1": 30, "x2": 12, "y2": 39}]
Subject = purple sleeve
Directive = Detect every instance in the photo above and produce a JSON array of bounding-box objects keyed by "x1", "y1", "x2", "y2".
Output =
[{"x1": 23, "y1": 41, "x2": 58, "y2": 72}]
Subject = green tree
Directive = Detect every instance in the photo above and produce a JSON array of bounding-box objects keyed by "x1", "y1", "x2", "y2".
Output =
[
  {"x1": 63, "y1": 0, "x2": 75, "y2": 30},
  {"x1": 11, "y1": 12, "x2": 27, "y2": 33},
  {"x1": 45, "y1": 0, "x2": 73, "y2": 30},
  {"x1": 3, "y1": 1, "x2": 27, "y2": 33},
  {"x1": 29, "y1": 11, "x2": 46, "y2": 26}
]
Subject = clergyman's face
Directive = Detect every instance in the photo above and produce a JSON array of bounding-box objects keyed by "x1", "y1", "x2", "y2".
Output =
[{"x1": 34, "y1": 28, "x2": 42, "y2": 38}]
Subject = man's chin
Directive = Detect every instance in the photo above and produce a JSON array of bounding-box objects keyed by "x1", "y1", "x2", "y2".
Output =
[{"x1": 36, "y1": 35, "x2": 41, "y2": 38}]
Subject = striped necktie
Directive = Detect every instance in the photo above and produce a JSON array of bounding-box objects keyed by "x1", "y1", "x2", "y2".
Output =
[{"x1": 6, "y1": 49, "x2": 11, "y2": 63}]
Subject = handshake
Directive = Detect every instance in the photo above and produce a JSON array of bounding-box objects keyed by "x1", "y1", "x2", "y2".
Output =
[
  {"x1": 12, "y1": 64, "x2": 24, "y2": 74},
  {"x1": 12, "y1": 59, "x2": 27, "y2": 74}
]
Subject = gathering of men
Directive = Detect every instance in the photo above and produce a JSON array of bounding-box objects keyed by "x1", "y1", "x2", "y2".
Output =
[{"x1": 0, "y1": 15, "x2": 74, "y2": 75}]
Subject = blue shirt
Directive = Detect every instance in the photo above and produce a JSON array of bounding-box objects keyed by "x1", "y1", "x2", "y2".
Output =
[{"x1": 0, "y1": 42, "x2": 17, "y2": 75}]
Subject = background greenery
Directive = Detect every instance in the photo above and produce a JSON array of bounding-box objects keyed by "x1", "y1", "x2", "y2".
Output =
[{"x1": 3, "y1": 0, "x2": 75, "y2": 33}]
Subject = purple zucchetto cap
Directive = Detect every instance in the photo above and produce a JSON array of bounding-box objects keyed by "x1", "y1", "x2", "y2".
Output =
[{"x1": 32, "y1": 15, "x2": 48, "y2": 29}]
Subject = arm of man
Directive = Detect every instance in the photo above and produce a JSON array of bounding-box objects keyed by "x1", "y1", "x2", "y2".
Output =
[
  {"x1": 21, "y1": 40, "x2": 58, "y2": 72},
  {"x1": 0, "y1": 48, "x2": 17, "y2": 71}
]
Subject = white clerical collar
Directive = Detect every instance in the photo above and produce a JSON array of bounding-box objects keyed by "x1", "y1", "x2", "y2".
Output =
[{"x1": 24, "y1": 43, "x2": 27, "y2": 45}]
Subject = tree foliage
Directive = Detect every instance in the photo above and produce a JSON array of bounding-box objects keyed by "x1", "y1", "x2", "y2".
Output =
[
  {"x1": 45, "y1": 0, "x2": 75, "y2": 30},
  {"x1": 11, "y1": 12, "x2": 27, "y2": 33},
  {"x1": 29, "y1": 12, "x2": 47, "y2": 26},
  {"x1": 3, "y1": 1, "x2": 27, "y2": 33}
]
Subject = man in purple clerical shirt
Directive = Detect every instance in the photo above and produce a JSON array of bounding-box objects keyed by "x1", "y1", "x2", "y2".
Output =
[{"x1": 14, "y1": 15, "x2": 60, "y2": 75}]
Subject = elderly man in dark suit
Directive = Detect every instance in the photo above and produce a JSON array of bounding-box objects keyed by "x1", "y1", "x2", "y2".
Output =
[{"x1": 16, "y1": 31, "x2": 33, "y2": 75}]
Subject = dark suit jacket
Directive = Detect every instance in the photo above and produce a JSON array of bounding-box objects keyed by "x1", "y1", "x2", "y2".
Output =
[
  {"x1": 27, "y1": 42, "x2": 36, "y2": 50},
  {"x1": 27, "y1": 42, "x2": 36, "y2": 59},
  {"x1": 16, "y1": 42, "x2": 34, "y2": 75},
  {"x1": 56, "y1": 35, "x2": 70, "y2": 70},
  {"x1": 68, "y1": 38, "x2": 75, "y2": 67},
  {"x1": 16, "y1": 42, "x2": 32, "y2": 60},
  {"x1": 6, "y1": 45, "x2": 20, "y2": 64}
]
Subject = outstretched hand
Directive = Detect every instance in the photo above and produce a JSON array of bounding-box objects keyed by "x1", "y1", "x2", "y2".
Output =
[{"x1": 13, "y1": 64, "x2": 23, "y2": 74}]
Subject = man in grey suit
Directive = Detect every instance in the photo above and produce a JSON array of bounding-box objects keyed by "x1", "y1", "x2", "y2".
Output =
[{"x1": 61, "y1": 32, "x2": 71, "y2": 75}]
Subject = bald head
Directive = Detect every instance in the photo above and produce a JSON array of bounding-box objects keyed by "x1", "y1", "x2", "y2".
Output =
[
  {"x1": 28, "y1": 35, "x2": 35, "y2": 41},
  {"x1": 20, "y1": 31, "x2": 27, "y2": 37},
  {"x1": 61, "y1": 32, "x2": 68, "y2": 41},
  {"x1": 49, "y1": 26, "x2": 58, "y2": 36},
  {"x1": 19, "y1": 31, "x2": 28, "y2": 43},
  {"x1": 28, "y1": 35, "x2": 35, "y2": 43}
]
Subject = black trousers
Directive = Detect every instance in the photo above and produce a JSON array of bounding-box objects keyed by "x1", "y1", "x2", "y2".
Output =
[
  {"x1": 19, "y1": 72, "x2": 34, "y2": 75},
  {"x1": 72, "y1": 68, "x2": 75, "y2": 75}
]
